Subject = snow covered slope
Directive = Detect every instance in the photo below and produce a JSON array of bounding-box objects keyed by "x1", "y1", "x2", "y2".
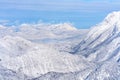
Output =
[
  {"x1": 0, "y1": 35, "x2": 93, "y2": 78},
  {"x1": 72, "y1": 11, "x2": 120, "y2": 58},
  {"x1": 66, "y1": 11, "x2": 120, "y2": 80},
  {"x1": 0, "y1": 11, "x2": 120, "y2": 80},
  {"x1": 32, "y1": 11, "x2": 120, "y2": 80}
]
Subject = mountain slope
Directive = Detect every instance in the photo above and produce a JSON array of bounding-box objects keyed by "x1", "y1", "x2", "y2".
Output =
[
  {"x1": 0, "y1": 36, "x2": 94, "y2": 78},
  {"x1": 66, "y1": 11, "x2": 120, "y2": 80},
  {"x1": 35, "y1": 11, "x2": 120, "y2": 80},
  {"x1": 0, "y1": 11, "x2": 120, "y2": 80},
  {"x1": 72, "y1": 11, "x2": 120, "y2": 59}
]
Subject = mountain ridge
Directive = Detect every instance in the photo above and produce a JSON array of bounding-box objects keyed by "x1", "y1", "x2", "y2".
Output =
[{"x1": 0, "y1": 11, "x2": 120, "y2": 80}]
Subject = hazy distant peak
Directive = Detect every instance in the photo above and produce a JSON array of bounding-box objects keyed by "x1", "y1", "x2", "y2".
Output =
[
  {"x1": 0, "y1": 25, "x2": 6, "y2": 29},
  {"x1": 51, "y1": 23, "x2": 77, "y2": 31}
]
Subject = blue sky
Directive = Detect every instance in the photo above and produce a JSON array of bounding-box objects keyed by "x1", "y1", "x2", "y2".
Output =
[{"x1": 0, "y1": 0, "x2": 120, "y2": 28}]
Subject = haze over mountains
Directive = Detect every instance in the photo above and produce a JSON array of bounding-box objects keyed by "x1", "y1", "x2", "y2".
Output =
[{"x1": 0, "y1": 11, "x2": 120, "y2": 80}]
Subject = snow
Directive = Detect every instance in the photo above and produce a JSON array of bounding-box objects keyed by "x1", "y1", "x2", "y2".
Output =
[
  {"x1": 0, "y1": 36, "x2": 91, "y2": 78},
  {"x1": 0, "y1": 11, "x2": 120, "y2": 80}
]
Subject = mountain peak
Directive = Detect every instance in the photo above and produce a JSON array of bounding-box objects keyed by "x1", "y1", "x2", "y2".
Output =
[
  {"x1": 88, "y1": 11, "x2": 120, "y2": 37},
  {"x1": 104, "y1": 11, "x2": 120, "y2": 26},
  {"x1": 50, "y1": 23, "x2": 77, "y2": 31}
]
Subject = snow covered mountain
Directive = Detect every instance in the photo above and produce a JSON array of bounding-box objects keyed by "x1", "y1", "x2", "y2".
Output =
[
  {"x1": 71, "y1": 11, "x2": 120, "y2": 61},
  {"x1": 0, "y1": 36, "x2": 94, "y2": 78},
  {"x1": 0, "y1": 11, "x2": 120, "y2": 80}
]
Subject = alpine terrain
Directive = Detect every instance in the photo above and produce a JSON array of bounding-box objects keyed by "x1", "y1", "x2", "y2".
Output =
[{"x1": 0, "y1": 11, "x2": 120, "y2": 80}]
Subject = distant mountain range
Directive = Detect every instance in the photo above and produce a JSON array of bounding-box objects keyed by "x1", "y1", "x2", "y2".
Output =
[{"x1": 0, "y1": 11, "x2": 120, "y2": 80}]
